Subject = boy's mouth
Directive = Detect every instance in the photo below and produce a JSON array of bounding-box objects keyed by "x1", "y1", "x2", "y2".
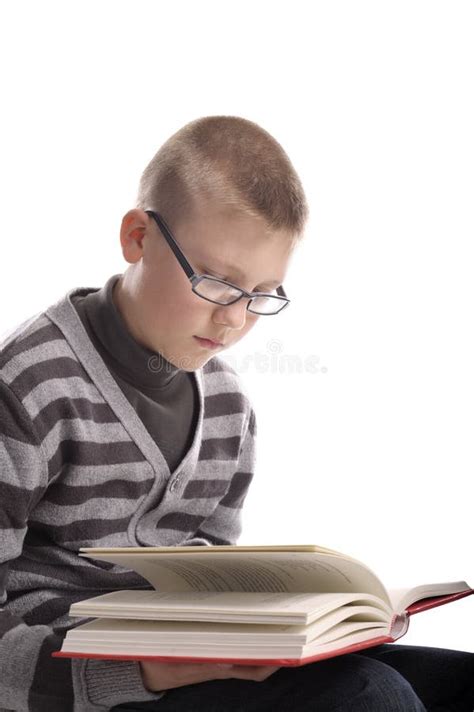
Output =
[{"x1": 194, "y1": 336, "x2": 224, "y2": 349}]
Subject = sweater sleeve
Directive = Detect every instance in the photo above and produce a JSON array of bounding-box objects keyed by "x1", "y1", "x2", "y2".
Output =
[{"x1": 0, "y1": 379, "x2": 165, "y2": 711}]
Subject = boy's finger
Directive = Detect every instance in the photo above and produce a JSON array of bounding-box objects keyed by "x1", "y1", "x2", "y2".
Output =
[{"x1": 220, "y1": 664, "x2": 280, "y2": 681}]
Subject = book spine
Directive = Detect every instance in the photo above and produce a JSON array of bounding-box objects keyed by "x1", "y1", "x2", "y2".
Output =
[{"x1": 389, "y1": 612, "x2": 409, "y2": 640}]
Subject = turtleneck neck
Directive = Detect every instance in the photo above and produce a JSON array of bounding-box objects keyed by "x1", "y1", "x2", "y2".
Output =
[{"x1": 72, "y1": 274, "x2": 183, "y2": 391}]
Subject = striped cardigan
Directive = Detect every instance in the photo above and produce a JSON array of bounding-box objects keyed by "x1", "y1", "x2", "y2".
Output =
[{"x1": 0, "y1": 287, "x2": 256, "y2": 711}]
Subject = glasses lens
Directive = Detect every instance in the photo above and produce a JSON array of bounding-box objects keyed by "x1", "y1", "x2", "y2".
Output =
[
  {"x1": 194, "y1": 277, "x2": 242, "y2": 304},
  {"x1": 248, "y1": 296, "x2": 288, "y2": 315}
]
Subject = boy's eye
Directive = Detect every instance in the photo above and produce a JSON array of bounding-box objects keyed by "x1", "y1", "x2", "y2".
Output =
[
  {"x1": 200, "y1": 266, "x2": 276, "y2": 294},
  {"x1": 197, "y1": 264, "x2": 222, "y2": 278},
  {"x1": 206, "y1": 269, "x2": 226, "y2": 280}
]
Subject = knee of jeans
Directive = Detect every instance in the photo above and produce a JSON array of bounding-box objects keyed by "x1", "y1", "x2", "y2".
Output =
[{"x1": 351, "y1": 656, "x2": 426, "y2": 711}]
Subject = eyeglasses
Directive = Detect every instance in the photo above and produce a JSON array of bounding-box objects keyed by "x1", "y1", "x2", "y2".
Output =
[{"x1": 145, "y1": 210, "x2": 290, "y2": 316}]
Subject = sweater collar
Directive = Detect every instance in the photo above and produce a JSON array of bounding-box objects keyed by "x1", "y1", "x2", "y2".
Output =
[
  {"x1": 74, "y1": 273, "x2": 182, "y2": 391},
  {"x1": 46, "y1": 278, "x2": 204, "y2": 480}
]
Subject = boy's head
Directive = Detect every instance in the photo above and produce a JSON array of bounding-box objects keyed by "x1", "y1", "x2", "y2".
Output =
[{"x1": 114, "y1": 116, "x2": 309, "y2": 371}]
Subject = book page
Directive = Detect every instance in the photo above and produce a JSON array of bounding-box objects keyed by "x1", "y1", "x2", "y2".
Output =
[
  {"x1": 59, "y1": 617, "x2": 392, "y2": 660},
  {"x1": 387, "y1": 581, "x2": 471, "y2": 613},
  {"x1": 79, "y1": 550, "x2": 391, "y2": 604},
  {"x1": 70, "y1": 590, "x2": 393, "y2": 624},
  {"x1": 80, "y1": 544, "x2": 344, "y2": 555},
  {"x1": 65, "y1": 603, "x2": 388, "y2": 645}
]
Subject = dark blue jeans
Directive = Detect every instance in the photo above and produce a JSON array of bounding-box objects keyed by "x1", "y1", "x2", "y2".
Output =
[{"x1": 112, "y1": 643, "x2": 474, "y2": 711}]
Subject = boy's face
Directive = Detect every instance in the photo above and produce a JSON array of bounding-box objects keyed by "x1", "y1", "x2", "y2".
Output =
[{"x1": 114, "y1": 206, "x2": 295, "y2": 371}]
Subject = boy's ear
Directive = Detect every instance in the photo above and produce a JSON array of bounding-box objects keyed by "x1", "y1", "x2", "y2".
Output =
[{"x1": 119, "y1": 209, "x2": 150, "y2": 264}]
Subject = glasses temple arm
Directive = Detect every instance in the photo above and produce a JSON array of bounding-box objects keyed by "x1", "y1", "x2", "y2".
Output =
[{"x1": 145, "y1": 210, "x2": 196, "y2": 280}]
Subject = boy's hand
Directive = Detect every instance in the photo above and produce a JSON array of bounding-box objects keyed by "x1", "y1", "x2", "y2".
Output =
[{"x1": 140, "y1": 661, "x2": 280, "y2": 692}]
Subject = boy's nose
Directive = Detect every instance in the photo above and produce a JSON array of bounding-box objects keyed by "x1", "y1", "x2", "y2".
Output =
[{"x1": 212, "y1": 298, "x2": 249, "y2": 331}]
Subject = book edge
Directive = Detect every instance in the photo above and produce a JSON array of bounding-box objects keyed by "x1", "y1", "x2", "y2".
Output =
[
  {"x1": 406, "y1": 589, "x2": 473, "y2": 616},
  {"x1": 52, "y1": 633, "x2": 394, "y2": 666}
]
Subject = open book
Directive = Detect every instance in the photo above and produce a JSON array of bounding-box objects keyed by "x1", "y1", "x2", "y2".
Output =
[{"x1": 53, "y1": 544, "x2": 472, "y2": 667}]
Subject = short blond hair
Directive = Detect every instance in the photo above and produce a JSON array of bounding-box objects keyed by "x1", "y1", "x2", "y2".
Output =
[{"x1": 135, "y1": 116, "x2": 308, "y2": 242}]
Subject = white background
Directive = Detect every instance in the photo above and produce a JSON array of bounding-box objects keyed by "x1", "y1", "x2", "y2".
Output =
[{"x1": 0, "y1": 1, "x2": 472, "y2": 652}]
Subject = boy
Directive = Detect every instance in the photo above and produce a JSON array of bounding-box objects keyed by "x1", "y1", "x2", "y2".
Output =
[{"x1": 0, "y1": 116, "x2": 472, "y2": 711}]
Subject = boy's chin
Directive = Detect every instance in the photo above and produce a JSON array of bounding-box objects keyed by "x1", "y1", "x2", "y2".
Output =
[
  {"x1": 183, "y1": 353, "x2": 217, "y2": 372},
  {"x1": 165, "y1": 351, "x2": 215, "y2": 372}
]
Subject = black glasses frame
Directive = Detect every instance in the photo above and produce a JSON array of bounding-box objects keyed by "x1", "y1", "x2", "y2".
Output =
[{"x1": 145, "y1": 210, "x2": 290, "y2": 315}]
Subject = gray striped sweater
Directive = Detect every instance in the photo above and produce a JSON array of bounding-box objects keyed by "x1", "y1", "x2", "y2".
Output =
[{"x1": 0, "y1": 286, "x2": 256, "y2": 711}]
